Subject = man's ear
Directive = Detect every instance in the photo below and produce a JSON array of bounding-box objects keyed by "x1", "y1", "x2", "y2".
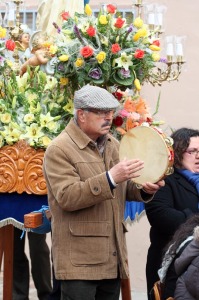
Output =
[{"x1": 77, "y1": 109, "x2": 86, "y2": 123}]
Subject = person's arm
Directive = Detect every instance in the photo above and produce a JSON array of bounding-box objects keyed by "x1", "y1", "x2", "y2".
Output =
[{"x1": 145, "y1": 175, "x2": 194, "y2": 235}]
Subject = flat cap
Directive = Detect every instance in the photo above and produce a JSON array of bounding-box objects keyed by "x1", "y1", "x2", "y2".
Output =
[{"x1": 74, "y1": 85, "x2": 119, "y2": 110}]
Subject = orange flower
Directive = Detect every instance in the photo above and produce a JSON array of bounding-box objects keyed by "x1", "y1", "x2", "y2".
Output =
[
  {"x1": 61, "y1": 11, "x2": 70, "y2": 20},
  {"x1": 135, "y1": 98, "x2": 148, "y2": 115},
  {"x1": 80, "y1": 46, "x2": 94, "y2": 58},
  {"x1": 123, "y1": 99, "x2": 136, "y2": 113},
  {"x1": 114, "y1": 17, "x2": 125, "y2": 29},
  {"x1": 86, "y1": 26, "x2": 96, "y2": 37},
  {"x1": 126, "y1": 118, "x2": 139, "y2": 131},
  {"x1": 111, "y1": 43, "x2": 121, "y2": 54},
  {"x1": 107, "y1": 4, "x2": 117, "y2": 14}
]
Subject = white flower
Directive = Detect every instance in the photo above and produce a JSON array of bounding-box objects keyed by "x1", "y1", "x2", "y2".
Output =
[{"x1": 114, "y1": 52, "x2": 133, "y2": 71}]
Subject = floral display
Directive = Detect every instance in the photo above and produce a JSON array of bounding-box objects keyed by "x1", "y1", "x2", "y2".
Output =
[
  {"x1": 0, "y1": 66, "x2": 73, "y2": 148},
  {"x1": 52, "y1": 3, "x2": 161, "y2": 92},
  {"x1": 0, "y1": 3, "x2": 164, "y2": 149},
  {"x1": 111, "y1": 90, "x2": 163, "y2": 139}
]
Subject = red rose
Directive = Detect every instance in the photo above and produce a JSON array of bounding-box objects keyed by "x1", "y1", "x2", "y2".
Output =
[
  {"x1": 111, "y1": 43, "x2": 121, "y2": 54},
  {"x1": 113, "y1": 116, "x2": 124, "y2": 127},
  {"x1": 86, "y1": 26, "x2": 96, "y2": 37},
  {"x1": 80, "y1": 46, "x2": 94, "y2": 58},
  {"x1": 134, "y1": 49, "x2": 145, "y2": 59},
  {"x1": 112, "y1": 91, "x2": 123, "y2": 100},
  {"x1": 152, "y1": 40, "x2": 160, "y2": 47},
  {"x1": 107, "y1": 4, "x2": 117, "y2": 14},
  {"x1": 114, "y1": 18, "x2": 125, "y2": 29},
  {"x1": 5, "y1": 39, "x2": 15, "y2": 51},
  {"x1": 61, "y1": 11, "x2": 70, "y2": 20}
]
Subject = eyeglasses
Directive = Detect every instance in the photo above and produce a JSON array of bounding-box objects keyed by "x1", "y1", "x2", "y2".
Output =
[
  {"x1": 185, "y1": 149, "x2": 199, "y2": 157},
  {"x1": 85, "y1": 109, "x2": 115, "y2": 118}
]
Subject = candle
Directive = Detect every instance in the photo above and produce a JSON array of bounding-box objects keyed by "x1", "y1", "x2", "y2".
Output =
[
  {"x1": 176, "y1": 43, "x2": 183, "y2": 56},
  {"x1": 156, "y1": 13, "x2": 163, "y2": 26},
  {"x1": 166, "y1": 43, "x2": 174, "y2": 56},
  {"x1": 148, "y1": 13, "x2": 155, "y2": 25}
]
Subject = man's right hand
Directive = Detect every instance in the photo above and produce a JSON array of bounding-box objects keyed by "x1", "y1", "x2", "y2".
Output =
[{"x1": 109, "y1": 159, "x2": 144, "y2": 184}]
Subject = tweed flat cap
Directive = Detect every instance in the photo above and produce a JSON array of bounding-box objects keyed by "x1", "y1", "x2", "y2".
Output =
[{"x1": 74, "y1": 85, "x2": 119, "y2": 110}]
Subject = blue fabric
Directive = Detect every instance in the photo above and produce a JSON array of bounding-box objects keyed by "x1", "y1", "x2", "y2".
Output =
[
  {"x1": 0, "y1": 192, "x2": 48, "y2": 225},
  {"x1": 125, "y1": 201, "x2": 145, "y2": 221},
  {"x1": 177, "y1": 169, "x2": 199, "y2": 194},
  {"x1": 31, "y1": 205, "x2": 51, "y2": 234}
]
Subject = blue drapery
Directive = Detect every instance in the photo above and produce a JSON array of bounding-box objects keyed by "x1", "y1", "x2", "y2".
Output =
[
  {"x1": 125, "y1": 201, "x2": 145, "y2": 222},
  {"x1": 0, "y1": 192, "x2": 48, "y2": 229}
]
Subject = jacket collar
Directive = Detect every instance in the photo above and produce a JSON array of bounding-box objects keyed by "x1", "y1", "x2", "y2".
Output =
[
  {"x1": 64, "y1": 119, "x2": 111, "y2": 150},
  {"x1": 174, "y1": 169, "x2": 198, "y2": 196}
]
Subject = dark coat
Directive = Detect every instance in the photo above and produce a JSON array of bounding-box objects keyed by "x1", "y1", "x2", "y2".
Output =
[
  {"x1": 174, "y1": 229, "x2": 199, "y2": 300},
  {"x1": 145, "y1": 170, "x2": 199, "y2": 296}
]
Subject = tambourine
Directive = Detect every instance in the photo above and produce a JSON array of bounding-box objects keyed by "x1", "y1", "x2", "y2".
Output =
[{"x1": 119, "y1": 126, "x2": 174, "y2": 187}]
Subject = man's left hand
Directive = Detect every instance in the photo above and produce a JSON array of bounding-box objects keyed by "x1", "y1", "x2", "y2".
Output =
[{"x1": 142, "y1": 180, "x2": 165, "y2": 195}]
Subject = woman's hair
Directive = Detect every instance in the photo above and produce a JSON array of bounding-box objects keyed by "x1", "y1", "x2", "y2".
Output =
[
  {"x1": 163, "y1": 214, "x2": 199, "y2": 257},
  {"x1": 171, "y1": 127, "x2": 199, "y2": 168}
]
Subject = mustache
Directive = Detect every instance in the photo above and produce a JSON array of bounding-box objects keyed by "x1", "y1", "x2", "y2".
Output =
[{"x1": 101, "y1": 121, "x2": 112, "y2": 128}]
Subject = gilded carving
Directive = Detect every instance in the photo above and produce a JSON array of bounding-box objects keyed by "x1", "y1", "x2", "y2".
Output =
[{"x1": 0, "y1": 140, "x2": 47, "y2": 194}]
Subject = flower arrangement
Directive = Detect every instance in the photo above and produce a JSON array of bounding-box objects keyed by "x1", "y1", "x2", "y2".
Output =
[
  {"x1": 0, "y1": 66, "x2": 73, "y2": 149},
  {"x1": 0, "y1": 3, "x2": 164, "y2": 149},
  {"x1": 52, "y1": 3, "x2": 161, "y2": 92},
  {"x1": 111, "y1": 90, "x2": 163, "y2": 139}
]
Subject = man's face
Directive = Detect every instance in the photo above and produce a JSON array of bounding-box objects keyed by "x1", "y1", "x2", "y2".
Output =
[{"x1": 77, "y1": 109, "x2": 115, "y2": 141}]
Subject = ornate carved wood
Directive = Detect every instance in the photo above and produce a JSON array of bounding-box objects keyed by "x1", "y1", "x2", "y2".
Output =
[{"x1": 0, "y1": 140, "x2": 47, "y2": 194}]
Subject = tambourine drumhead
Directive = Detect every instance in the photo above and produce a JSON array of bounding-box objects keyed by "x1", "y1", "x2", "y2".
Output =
[{"x1": 119, "y1": 126, "x2": 172, "y2": 185}]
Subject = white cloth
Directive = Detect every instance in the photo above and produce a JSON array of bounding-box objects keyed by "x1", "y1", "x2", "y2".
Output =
[{"x1": 36, "y1": 0, "x2": 84, "y2": 36}]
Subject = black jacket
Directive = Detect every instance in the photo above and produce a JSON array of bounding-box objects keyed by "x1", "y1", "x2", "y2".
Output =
[{"x1": 145, "y1": 170, "x2": 199, "y2": 297}]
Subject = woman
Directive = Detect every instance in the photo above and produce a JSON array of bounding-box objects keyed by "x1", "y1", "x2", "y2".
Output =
[{"x1": 145, "y1": 127, "x2": 199, "y2": 299}]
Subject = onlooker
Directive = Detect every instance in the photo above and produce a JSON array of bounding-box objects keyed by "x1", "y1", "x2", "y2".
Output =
[
  {"x1": 13, "y1": 228, "x2": 52, "y2": 300},
  {"x1": 174, "y1": 223, "x2": 199, "y2": 300},
  {"x1": 145, "y1": 127, "x2": 199, "y2": 299},
  {"x1": 43, "y1": 84, "x2": 164, "y2": 300},
  {"x1": 158, "y1": 214, "x2": 199, "y2": 300}
]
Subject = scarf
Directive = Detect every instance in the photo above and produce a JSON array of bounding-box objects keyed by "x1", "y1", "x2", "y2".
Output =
[{"x1": 177, "y1": 168, "x2": 199, "y2": 195}]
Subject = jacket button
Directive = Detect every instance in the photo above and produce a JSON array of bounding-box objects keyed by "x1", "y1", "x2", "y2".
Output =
[
  {"x1": 113, "y1": 251, "x2": 117, "y2": 256},
  {"x1": 94, "y1": 187, "x2": 98, "y2": 192}
]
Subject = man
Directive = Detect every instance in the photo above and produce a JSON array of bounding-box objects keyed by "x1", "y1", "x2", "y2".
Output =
[{"x1": 43, "y1": 85, "x2": 164, "y2": 300}]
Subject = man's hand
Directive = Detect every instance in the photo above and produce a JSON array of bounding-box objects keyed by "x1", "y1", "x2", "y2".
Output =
[
  {"x1": 142, "y1": 180, "x2": 165, "y2": 195},
  {"x1": 109, "y1": 159, "x2": 144, "y2": 184}
]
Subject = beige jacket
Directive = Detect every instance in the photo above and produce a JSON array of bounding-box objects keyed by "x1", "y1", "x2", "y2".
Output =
[{"x1": 43, "y1": 120, "x2": 151, "y2": 280}]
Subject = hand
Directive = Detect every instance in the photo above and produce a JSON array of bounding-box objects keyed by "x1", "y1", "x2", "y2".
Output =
[
  {"x1": 109, "y1": 159, "x2": 144, "y2": 184},
  {"x1": 142, "y1": 180, "x2": 165, "y2": 195}
]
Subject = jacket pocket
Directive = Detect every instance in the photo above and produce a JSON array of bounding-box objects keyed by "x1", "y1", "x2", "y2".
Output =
[{"x1": 69, "y1": 221, "x2": 111, "y2": 266}]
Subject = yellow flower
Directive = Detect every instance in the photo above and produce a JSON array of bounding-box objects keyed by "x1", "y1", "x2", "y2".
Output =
[
  {"x1": 149, "y1": 45, "x2": 161, "y2": 51},
  {"x1": 6, "y1": 60, "x2": 13, "y2": 68},
  {"x1": 0, "y1": 26, "x2": 6, "y2": 39},
  {"x1": 99, "y1": 15, "x2": 108, "y2": 25},
  {"x1": 133, "y1": 17, "x2": 144, "y2": 28},
  {"x1": 75, "y1": 58, "x2": 84, "y2": 68},
  {"x1": 152, "y1": 52, "x2": 160, "y2": 62},
  {"x1": 59, "y1": 55, "x2": 69, "y2": 62},
  {"x1": 24, "y1": 113, "x2": 35, "y2": 124},
  {"x1": 49, "y1": 45, "x2": 58, "y2": 55},
  {"x1": 40, "y1": 136, "x2": 52, "y2": 147},
  {"x1": 134, "y1": 78, "x2": 141, "y2": 91},
  {"x1": 0, "y1": 113, "x2": 12, "y2": 124},
  {"x1": 60, "y1": 78, "x2": 69, "y2": 85},
  {"x1": 63, "y1": 99, "x2": 74, "y2": 114},
  {"x1": 133, "y1": 27, "x2": 148, "y2": 42},
  {"x1": 40, "y1": 112, "x2": 54, "y2": 127},
  {"x1": 85, "y1": 4, "x2": 92, "y2": 16},
  {"x1": 96, "y1": 51, "x2": 106, "y2": 64}
]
